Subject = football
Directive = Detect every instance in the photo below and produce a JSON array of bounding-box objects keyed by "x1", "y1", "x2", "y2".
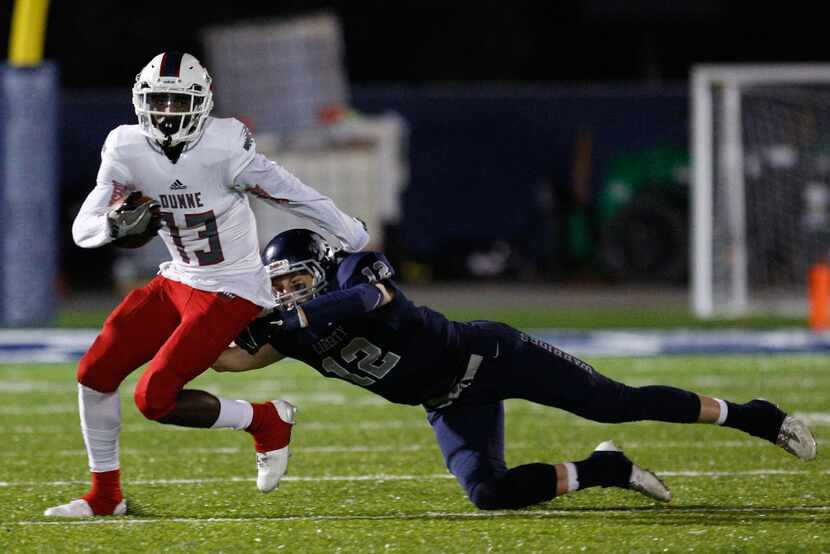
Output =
[{"x1": 111, "y1": 192, "x2": 162, "y2": 249}]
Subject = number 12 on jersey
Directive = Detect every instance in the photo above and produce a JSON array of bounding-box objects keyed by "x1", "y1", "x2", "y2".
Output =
[
  {"x1": 321, "y1": 337, "x2": 401, "y2": 386},
  {"x1": 160, "y1": 210, "x2": 225, "y2": 266}
]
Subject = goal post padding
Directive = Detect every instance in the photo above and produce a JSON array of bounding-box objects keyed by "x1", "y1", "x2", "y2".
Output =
[
  {"x1": 0, "y1": 63, "x2": 59, "y2": 326},
  {"x1": 691, "y1": 64, "x2": 830, "y2": 318}
]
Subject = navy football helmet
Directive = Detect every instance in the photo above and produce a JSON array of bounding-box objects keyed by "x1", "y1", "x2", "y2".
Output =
[{"x1": 261, "y1": 229, "x2": 335, "y2": 309}]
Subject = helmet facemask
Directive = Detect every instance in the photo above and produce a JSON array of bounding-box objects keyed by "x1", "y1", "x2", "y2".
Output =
[
  {"x1": 266, "y1": 259, "x2": 328, "y2": 311},
  {"x1": 134, "y1": 86, "x2": 210, "y2": 147}
]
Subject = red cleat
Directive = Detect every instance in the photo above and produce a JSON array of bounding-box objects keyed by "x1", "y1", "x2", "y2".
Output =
[{"x1": 246, "y1": 400, "x2": 296, "y2": 492}]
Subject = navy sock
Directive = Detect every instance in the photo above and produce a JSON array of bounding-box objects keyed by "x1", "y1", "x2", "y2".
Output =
[
  {"x1": 573, "y1": 450, "x2": 632, "y2": 490},
  {"x1": 723, "y1": 399, "x2": 786, "y2": 443}
]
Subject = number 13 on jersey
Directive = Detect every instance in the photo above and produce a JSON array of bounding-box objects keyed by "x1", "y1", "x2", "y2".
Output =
[{"x1": 159, "y1": 210, "x2": 225, "y2": 266}]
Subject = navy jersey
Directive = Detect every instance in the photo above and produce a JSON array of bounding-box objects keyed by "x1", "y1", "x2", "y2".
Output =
[{"x1": 269, "y1": 252, "x2": 482, "y2": 405}]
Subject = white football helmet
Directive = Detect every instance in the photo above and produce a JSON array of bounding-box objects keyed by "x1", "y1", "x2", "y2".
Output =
[{"x1": 132, "y1": 52, "x2": 213, "y2": 148}]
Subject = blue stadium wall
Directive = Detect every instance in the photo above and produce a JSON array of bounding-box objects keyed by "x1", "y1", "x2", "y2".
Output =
[
  {"x1": 58, "y1": 84, "x2": 687, "y2": 285},
  {"x1": 353, "y1": 85, "x2": 688, "y2": 261}
]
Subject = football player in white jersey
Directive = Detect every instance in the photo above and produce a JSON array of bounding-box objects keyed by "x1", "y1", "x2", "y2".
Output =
[{"x1": 45, "y1": 52, "x2": 370, "y2": 518}]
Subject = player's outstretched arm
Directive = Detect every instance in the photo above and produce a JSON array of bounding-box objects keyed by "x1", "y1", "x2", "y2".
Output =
[
  {"x1": 273, "y1": 282, "x2": 394, "y2": 334},
  {"x1": 234, "y1": 154, "x2": 370, "y2": 252},
  {"x1": 213, "y1": 343, "x2": 284, "y2": 373}
]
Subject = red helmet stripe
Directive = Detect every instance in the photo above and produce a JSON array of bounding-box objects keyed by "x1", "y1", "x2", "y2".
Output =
[{"x1": 159, "y1": 52, "x2": 183, "y2": 77}]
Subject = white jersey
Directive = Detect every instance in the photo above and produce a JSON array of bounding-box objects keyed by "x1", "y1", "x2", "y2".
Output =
[{"x1": 72, "y1": 117, "x2": 369, "y2": 309}]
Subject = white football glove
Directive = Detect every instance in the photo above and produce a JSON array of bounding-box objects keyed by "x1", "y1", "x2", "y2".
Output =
[{"x1": 107, "y1": 193, "x2": 160, "y2": 239}]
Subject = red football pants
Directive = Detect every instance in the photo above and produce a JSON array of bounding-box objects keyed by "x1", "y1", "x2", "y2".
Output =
[{"x1": 76, "y1": 276, "x2": 263, "y2": 420}]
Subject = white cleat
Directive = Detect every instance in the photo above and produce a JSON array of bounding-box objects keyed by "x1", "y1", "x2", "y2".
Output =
[
  {"x1": 43, "y1": 498, "x2": 127, "y2": 518},
  {"x1": 256, "y1": 400, "x2": 297, "y2": 493},
  {"x1": 629, "y1": 464, "x2": 672, "y2": 503},
  {"x1": 776, "y1": 416, "x2": 817, "y2": 461},
  {"x1": 594, "y1": 440, "x2": 672, "y2": 503}
]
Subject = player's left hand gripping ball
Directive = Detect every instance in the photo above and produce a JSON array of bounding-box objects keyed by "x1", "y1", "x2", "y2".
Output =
[{"x1": 108, "y1": 191, "x2": 162, "y2": 248}]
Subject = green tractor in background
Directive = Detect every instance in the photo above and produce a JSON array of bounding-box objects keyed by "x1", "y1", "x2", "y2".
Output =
[{"x1": 594, "y1": 146, "x2": 690, "y2": 284}]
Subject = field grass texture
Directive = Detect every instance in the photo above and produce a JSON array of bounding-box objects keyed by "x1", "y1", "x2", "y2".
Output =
[{"x1": 1, "y1": 355, "x2": 828, "y2": 553}]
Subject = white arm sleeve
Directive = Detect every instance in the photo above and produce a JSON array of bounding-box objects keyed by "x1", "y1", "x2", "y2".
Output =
[
  {"x1": 72, "y1": 130, "x2": 134, "y2": 248},
  {"x1": 233, "y1": 154, "x2": 370, "y2": 252}
]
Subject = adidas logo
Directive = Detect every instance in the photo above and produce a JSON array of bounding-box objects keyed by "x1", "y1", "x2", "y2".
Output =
[{"x1": 170, "y1": 179, "x2": 187, "y2": 190}]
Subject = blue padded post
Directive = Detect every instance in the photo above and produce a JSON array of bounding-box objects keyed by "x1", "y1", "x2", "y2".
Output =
[{"x1": 0, "y1": 62, "x2": 59, "y2": 326}]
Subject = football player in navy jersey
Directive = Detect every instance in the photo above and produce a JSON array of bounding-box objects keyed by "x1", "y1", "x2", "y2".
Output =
[{"x1": 214, "y1": 229, "x2": 817, "y2": 510}]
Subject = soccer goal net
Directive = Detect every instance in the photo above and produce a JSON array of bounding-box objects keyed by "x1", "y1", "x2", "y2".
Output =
[{"x1": 692, "y1": 64, "x2": 830, "y2": 317}]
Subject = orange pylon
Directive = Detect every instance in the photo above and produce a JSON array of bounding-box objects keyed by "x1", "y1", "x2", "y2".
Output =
[{"x1": 808, "y1": 263, "x2": 830, "y2": 331}]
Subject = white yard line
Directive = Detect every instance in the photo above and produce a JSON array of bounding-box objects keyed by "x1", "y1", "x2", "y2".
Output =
[
  {"x1": 0, "y1": 404, "x2": 77, "y2": 415},
  {"x1": 0, "y1": 382, "x2": 75, "y2": 393},
  {"x1": 4, "y1": 413, "x2": 829, "y2": 434},
  {"x1": 0, "y1": 439, "x2": 784, "y2": 459},
  {"x1": 0, "y1": 440, "x2": 770, "y2": 459},
  {"x1": 42, "y1": 444, "x2": 435, "y2": 457},
  {"x1": 2, "y1": 468, "x2": 828, "y2": 488},
  {"x1": 794, "y1": 412, "x2": 830, "y2": 425},
  {"x1": 13, "y1": 505, "x2": 830, "y2": 526},
  {"x1": 0, "y1": 474, "x2": 454, "y2": 488},
  {"x1": 658, "y1": 469, "x2": 829, "y2": 477},
  {"x1": 0, "y1": 420, "x2": 430, "y2": 434},
  {"x1": 3, "y1": 413, "x2": 830, "y2": 435}
]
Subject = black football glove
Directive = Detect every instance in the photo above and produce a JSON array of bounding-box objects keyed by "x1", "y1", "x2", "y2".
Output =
[
  {"x1": 107, "y1": 191, "x2": 160, "y2": 239},
  {"x1": 268, "y1": 308, "x2": 304, "y2": 333},
  {"x1": 234, "y1": 310, "x2": 304, "y2": 355},
  {"x1": 234, "y1": 317, "x2": 273, "y2": 355}
]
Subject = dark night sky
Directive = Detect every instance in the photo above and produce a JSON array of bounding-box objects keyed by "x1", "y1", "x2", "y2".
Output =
[{"x1": 2, "y1": 1, "x2": 828, "y2": 90}]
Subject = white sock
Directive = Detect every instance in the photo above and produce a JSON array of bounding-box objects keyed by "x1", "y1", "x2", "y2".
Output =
[
  {"x1": 78, "y1": 384, "x2": 121, "y2": 472},
  {"x1": 714, "y1": 398, "x2": 728, "y2": 425},
  {"x1": 564, "y1": 462, "x2": 580, "y2": 492},
  {"x1": 211, "y1": 397, "x2": 254, "y2": 430}
]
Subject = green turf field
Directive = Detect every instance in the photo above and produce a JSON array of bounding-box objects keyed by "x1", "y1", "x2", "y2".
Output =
[{"x1": 1, "y1": 356, "x2": 828, "y2": 553}]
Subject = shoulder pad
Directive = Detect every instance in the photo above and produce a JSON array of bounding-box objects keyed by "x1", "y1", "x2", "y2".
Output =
[
  {"x1": 202, "y1": 117, "x2": 255, "y2": 155},
  {"x1": 201, "y1": 118, "x2": 256, "y2": 181},
  {"x1": 336, "y1": 252, "x2": 395, "y2": 288},
  {"x1": 101, "y1": 125, "x2": 145, "y2": 161}
]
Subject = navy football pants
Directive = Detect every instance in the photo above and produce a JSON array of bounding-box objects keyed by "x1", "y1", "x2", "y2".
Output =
[{"x1": 425, "y1": 322, "x2": 700, "y2": 509}]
